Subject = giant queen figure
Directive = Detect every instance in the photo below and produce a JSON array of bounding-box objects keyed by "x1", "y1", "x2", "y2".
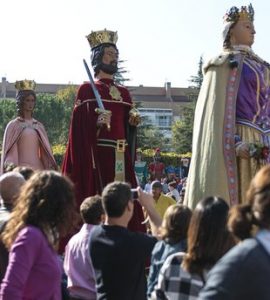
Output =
[{"x1": 185, "y1": 4, "x2": 270, "y2": 209}]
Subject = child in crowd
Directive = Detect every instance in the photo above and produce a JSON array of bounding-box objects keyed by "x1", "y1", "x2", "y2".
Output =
[
  {"x1": 147, "y1": 204, "x2": 192, "y2": 297},
  {"x1": 64, "y1": 195, "x2": 105, "y2": 300}
]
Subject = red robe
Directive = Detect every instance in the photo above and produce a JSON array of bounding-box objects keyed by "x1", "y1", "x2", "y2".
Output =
[{"x1": 62, "y1": 78, "x2": 145, "y2": 232}]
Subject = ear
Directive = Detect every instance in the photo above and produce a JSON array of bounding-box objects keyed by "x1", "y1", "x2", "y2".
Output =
[{"x1": 127, "y1": 200, "x2": 134, "y2": 212}]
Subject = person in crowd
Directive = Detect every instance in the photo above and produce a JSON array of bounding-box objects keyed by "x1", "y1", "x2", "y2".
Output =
[
  {"x1": 148, "y1": 148, "x2": 165, "y2": 181},
  {"x1": 0, "y1": 171, "x2": 25, "y2": 224},
  {"x1": 179, "y1": 158, "x2": 190, "y2": 179},
  {"x1": 144, "y1": 177, "x2": 152, "y2": 193},
  {"x1": 0, "y1": 170, "x2": 77, "y2": 299},
  {"x1": 161, "y1": 176, "x2": 169, "y2": 194},
  {"x1": 13, "y1": 166, "x2": 34, "y2": 180},
  {"x1": 166, "y1": 180, "x2": 180, "y2": 202},
  {"x1": 89, "y1": 181, "x2": 162, "y2": 300},
  {"x1": 62, "y1": 29, "x2": 145, "y2": 234},
  {"x1": 147, "y1": 204, "x2": 192, "y2": 297},
  {"x1": 227, "y1": 204, "x2": 252, "y2": 243},
  {"x1": 0, "y1": 171, "x2": 25, "y2": 282},
  {"x1": 135, "y1": 149, "x2": 148, "y2": 188},
  {"x1": 185, "y1": 4, "x2": 270, "y2": 209},
  {"x1": 154, "y1": 196, "x2": 234, "y2": 299},
  {"x1": 151, "y1": 180, "x2": 176, "y2": 218},
  {"x1": 165, "y1": 164, "x2": 176, "y2": 181},
  {"x1": 64, "y1": 195, "x2": 105, "y2": 300},
  {"x1": 199, "y1": 165, "x2": 270, "y2": 300},
  {"x1": 0, "y1": 80, "x2": 57, "y2": 174}
]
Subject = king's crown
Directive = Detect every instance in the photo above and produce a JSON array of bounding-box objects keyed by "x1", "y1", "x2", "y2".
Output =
[
  {"x1": 86, "y1": 29, "x2": 118, "y2": 49},
  {"x1": 224, "y1": 3, "x2": 254, "y2": 23},
  {"x1": 15, "y1": 80, "x2": 36, "y2": 91}
]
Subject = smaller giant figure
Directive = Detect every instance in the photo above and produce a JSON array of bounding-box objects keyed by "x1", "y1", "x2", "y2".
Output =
[{"x1": 0, "y1": 80, "x2": 57, "y2": 173}]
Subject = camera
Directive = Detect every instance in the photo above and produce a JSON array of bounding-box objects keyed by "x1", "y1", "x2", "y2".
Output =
[{"x1": 131, "y1": 188, "x2": 138, "y2": 199}]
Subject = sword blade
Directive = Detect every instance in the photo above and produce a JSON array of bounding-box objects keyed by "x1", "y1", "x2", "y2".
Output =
[{"x1": 83, "y1": 59, "x2": 105, "y2": 110}]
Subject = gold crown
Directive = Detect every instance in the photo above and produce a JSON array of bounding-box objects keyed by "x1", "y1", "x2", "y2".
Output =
[
  {"x1": 15, "y1": 80, "x2": 36, "y2": 91},
  {"x1": 86, "y1": 29, "x2": 118, "y2": 49},
  {"x1": 224, "y1": 4, "x2": 254, "y2": 23}
]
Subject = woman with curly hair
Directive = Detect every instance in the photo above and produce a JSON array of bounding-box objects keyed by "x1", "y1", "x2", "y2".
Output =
[{"x1": 0, "y1": 170, "x2": 77, "y2": 299}]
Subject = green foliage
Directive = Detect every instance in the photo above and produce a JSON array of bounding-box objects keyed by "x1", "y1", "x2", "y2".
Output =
[
  {"x1": 137, "y1": 123, "x2": 170, "y2": 151},
  {"x1": 189, "y1": 55, "x2": 204, "y2": 89},
  {"x1": 141, "y1": 149, "x2": 191, "y2": 166},
  {"x1": 34, "y1": 85, "x2": 76, "y2": 146},
  {"x1": 51, "y1": 143, "x2": 191, "y2": 168},
  {"x1": 172, "y1": 103, "x2": 195, "y2": 153},
  {"x1": 114, "y1": 60, "x2": 130, "y2": 85},
  {"x1": 171, "y1": 55, "x2": 204, "y2": 153},
  {"x1": 0, "y1": 99, "x2": 17, "y2": 144},
  {"x1": 52, "y1": 144, "x2": 67, "y2": 167}
]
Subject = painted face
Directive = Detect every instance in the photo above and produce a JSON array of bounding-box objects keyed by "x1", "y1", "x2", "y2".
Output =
[
  {"x1": 230, "y1": 20, "x2": 255, "y2": 47},
  {"x1": 102, "y1": 46, "x2": 118, "y2": 65},
  {"x1": 23, "y1": 94, "x2": 35, "y2": 112},
  {"x1": 99, "y1": 46, "x2": 119, "y2": 75}
]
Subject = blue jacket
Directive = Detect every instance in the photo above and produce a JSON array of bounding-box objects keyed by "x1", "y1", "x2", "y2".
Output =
[{"x1": 199, "y1": 238, "x2": 270, "y2": 300}]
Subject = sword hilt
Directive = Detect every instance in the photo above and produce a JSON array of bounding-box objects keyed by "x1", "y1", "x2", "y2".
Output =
[{"x1": 95, "y1": 108, "x2": 112, "y2": 131}]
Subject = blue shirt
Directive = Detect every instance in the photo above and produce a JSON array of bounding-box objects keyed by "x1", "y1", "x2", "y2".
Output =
[{"x1": 147, "y1": 239, "x2": 187, "y2": 297}]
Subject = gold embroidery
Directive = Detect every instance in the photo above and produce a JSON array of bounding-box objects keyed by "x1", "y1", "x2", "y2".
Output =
[{"x1": 109, "y1": 85, "x2": 122, "y2": 101}]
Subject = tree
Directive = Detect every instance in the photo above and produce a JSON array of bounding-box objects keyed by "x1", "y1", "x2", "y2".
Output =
[
  {"x1": 189, "y1": 55, "x2": 204, "y2": 90},
  {"x1": 172, "y1": 56, "x2": 204, "y2": 153},
  {"x1": 0, "y1": 99, "x2": 17, "y2": 144},
  {"x1": 114, "y1": 60, "x2": 130, "y2": 85},
  {"x1": 137, "y1": 122, "x2": 170, "y2": 150},
  {"x1": 172, "y1": 104, "x2": 195, "y2": 153}
]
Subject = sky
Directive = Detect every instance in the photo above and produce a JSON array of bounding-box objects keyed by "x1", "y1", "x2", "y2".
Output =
[{"x1": 1, "y1": 0, "x2": 269, "y2": 88}]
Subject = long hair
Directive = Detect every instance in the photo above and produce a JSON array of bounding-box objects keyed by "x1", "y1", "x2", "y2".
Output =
[
  {"x1": 1, "y1": 171, "x2": 77, "y2": 250},
  {"x1": 91, "y1": 43, "x2": 118, "y2": 77},
  {"x1": 223, "y1": 22, "x2": 237, "y2": 50},
  {"x1": 16, "y1": 90, "x2": 36, "y2": 117},
  {"x1": 182, "y1": 196, "x2": 234, "y2": 275}
]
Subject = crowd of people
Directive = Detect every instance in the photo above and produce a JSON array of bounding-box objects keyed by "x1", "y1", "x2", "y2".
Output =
[
  {"x1": 1, "y1": 165, "x2": 270, "y2": 299},
  {"x1": 0, "y1": 3, "x2": 270, "y2": 300}
]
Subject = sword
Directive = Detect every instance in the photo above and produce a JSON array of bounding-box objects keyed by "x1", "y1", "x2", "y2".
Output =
[{"x1": 83, "y1": 59, "x2": 111, "y2": 130}]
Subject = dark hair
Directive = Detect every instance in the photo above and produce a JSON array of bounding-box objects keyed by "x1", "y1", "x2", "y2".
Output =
[
  {"x1": 16, "y1": 90, "x2": 36, "y2": 117},
  {"x1": 102, "y1": 181, "x2": 131, "y2": 217},
  {"x1": 91, "y1": 43, "x2": 119, "y2": 77},
  {"x1": 227, "y1": 205, "x2": 252, "y2": 241},
  {"x1": 80, "y1": 195, "x2": 104, "y2": 224},
  {"x1": 168, "y1": 181, "x2": 177, "y2": 189},
  {"x1": 183, "y1": 196, "x2": 234, "y2": 275},
  {"x1": 233, "y1": 165, "x2": 270, "y2": 234},
  {"x1": 2, "y1": 171, "x2": 78, "y2": 249},
  {"x1": 13, "y1": 166, "x2": 34, "y2": 180},
  {"x1": 151, "y1": 181, "x2": 162, "y2": 189},
  {"x1": 160, "y1": 204, "x2": 192, "y2": 244}
]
